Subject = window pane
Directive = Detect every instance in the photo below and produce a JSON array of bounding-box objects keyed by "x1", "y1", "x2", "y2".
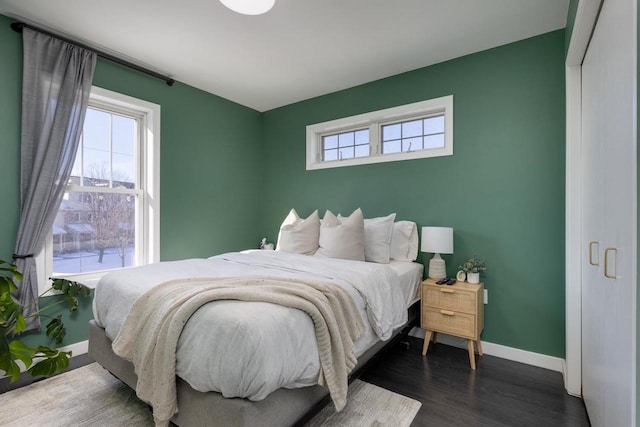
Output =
[
  {"x1": 339, "y1": 148, "x2": 354, "y2": 159},
  {"x1": 53, "y1": 191, "x2": 136, "y2": 274},
  {"x1": 111, "y1": 114, "x2": 136, "y2": 188},
  {"x1": 355, "y1": 145, "x2": 369, "y2": 157},
  {"x1": 324, "y1": 148, "x2": 338, "y2": 161},
  {"x1": 83, "y1": 109, "x2": 110, "y2": 152},
  {"x1": 83, "y1": 109, "x2": 112, "y2": 187},
  {"x1": 382, "y1": 123, "x2": 401, "y2": 141},
  {"x1": 71, "y1": 136, "x2": 82, "y2": 179},
  {"x1": 323, "y1": 135, "x2": 338, "y2": 150},
  {"x1": 338, "y1": 132, "x2": 354, "y2": 148},
  {"x1": 113, "y1": 153, "x2": 135, "y2": 187},
  {"x1": 424, "y1": 134, "x2": 445, "y2": 149},
  {"x1": 402, "y1": 119, "x2": 422, "y2": 138},
  {"x1": 402, "y1": 137, "x2": 423, "y2": 152},
  {"x1": 112, "y1": 115, "x2": 135, "y2": 156},
  {"x1": 383, "y1": 140, "x2": 402, "y2": 154},
  {"x1": 83, "y1": 149, "x2": 110, "y2": 186},
  {"x1": 424, "y1": 115, "x2": 445, "y2": 134},
  {"x1": 355, "y1": 129, "x2": 369, "y2": 145}
]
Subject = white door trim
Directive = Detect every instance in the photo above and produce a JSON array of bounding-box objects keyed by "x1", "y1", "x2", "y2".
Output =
[{"x1": 564, "y1": 0, "x2": 602, "y2": 397}]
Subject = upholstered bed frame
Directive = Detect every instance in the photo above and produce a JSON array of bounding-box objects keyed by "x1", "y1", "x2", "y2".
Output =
[{"x1": 88, "y1": 302, "x2": 418, "y2": 427}]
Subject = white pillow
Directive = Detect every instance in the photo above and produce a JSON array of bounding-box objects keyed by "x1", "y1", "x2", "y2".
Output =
[
  {"x1": 338, "y1": 213, "x2": 396, "y2": 263},
  {"x1": 316, "y1": 208, "x2": 365, "y2": 261},
  {"x1": 390, "y1": 221, "x2": 419, "y2": 261},
  {"x1": 276, "y1": 209, "x2": 320, "y2": 255}
]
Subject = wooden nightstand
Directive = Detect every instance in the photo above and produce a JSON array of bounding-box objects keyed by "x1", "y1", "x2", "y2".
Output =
[{"x1": 421, "y1": 279, "x2": 484, "y2": 369}]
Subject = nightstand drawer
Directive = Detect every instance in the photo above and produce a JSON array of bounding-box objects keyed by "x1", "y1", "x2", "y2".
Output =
[
  {"x1": 422, "y1": 286, "x2": 477, "y2": 313},
  {"x1": 422, "y1": 307, "x2": 476, "y2": 339}
]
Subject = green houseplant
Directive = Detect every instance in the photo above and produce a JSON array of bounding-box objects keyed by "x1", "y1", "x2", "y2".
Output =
[
  {"x1": 0, "y1": 259, "x2": 91, "y2": 382},
  {"x1": 459, "y1": 257, "x2": 486, "y2": 284}
]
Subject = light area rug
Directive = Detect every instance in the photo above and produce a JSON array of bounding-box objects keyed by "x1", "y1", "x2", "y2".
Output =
[
  {"x1": 305, "y1": 379, "x2": 421, "y2": 427},
  {"x1": 0, "y1": 363, "x2": 421, "y2": 427}
]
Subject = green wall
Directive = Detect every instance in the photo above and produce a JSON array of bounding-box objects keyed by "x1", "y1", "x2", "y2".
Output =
[
  {"x1": 261, "y1": 31, "x2": 566, "y2": 357},
  {"x1": 0, "y1": 13, "x2": 263, "y2": 347},
  {"x1": 1, "y1": 12, "x2": 568, "y2": 359},
  {"x1": 0, "y1": 16, "x2": 21, "y2": 263}
]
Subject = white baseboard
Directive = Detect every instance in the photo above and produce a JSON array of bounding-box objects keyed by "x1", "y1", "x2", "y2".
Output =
[
  {"x1": 408, "y1": 327, "x2": 564, "y2": 373},
  {"x1": 60, "y1": 340, "x2": 89, "y2": 357}
]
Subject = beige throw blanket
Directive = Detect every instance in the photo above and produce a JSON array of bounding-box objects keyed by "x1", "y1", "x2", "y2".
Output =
[{"x1": 111, "y1": 276, "x2": 366, "y2": 426}]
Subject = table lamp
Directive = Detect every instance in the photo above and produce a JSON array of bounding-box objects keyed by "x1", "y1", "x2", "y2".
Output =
[{"x1": 421, "y1": 226, "x2": 454, "y2": 279}]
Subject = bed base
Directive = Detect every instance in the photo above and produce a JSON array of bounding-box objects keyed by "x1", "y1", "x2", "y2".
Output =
[{"x1": 88, "y1": 302, "x2": 418, "y2": 427}]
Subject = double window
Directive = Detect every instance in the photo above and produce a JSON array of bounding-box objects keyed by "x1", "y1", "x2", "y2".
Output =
[
  {"x1": 307, "y1": 95, "x2": 453, "y2": 170},
  {"x1": 36, "y1": 87, "x2": 160, "y2": 290}
]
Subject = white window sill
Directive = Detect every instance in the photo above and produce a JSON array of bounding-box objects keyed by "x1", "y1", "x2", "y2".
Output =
[{"x1": 50, "y1": 268, "x2": 125, "y2": 290}]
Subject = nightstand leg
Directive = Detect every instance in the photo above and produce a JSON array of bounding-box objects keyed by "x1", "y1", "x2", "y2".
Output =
[
  {"x1": 467, "y1": 339, "x2": 476, "y2": 370},
  {"x1": 476, "y1": 340, "x2": 483, "y2": 356},
  {"x1": 422, "y1": 330, "x2": 433, "y2": 356},
  {"x1": 432, "y1": 332, "x2": 439, "y2": 344}
]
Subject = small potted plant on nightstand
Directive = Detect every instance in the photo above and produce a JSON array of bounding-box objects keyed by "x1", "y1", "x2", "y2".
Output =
[{"x1": 460, "y1": 257, "x2": 486, "y2": 284}]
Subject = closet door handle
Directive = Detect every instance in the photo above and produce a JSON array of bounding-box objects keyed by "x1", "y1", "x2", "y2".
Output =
[
  {"x1": 604, "y1": 247, "x2": 617, "y2": 279},
  {"x1": 589, "y1": 241, "x2": 599, "y2": 266}
]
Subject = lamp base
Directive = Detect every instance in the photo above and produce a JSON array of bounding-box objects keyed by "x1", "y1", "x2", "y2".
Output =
[{"x1": 428, "y1": 253, "x2": 446, "y2": 280}]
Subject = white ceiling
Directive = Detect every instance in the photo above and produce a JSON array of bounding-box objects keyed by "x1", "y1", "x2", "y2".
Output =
[{"x1": 0, "y1": 0, "x2": 569, "y2": 112}]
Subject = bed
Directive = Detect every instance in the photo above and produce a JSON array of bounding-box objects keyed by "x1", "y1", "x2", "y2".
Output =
[{"x1": 88, "y1": 210, "x2": 423, "y2": 426}]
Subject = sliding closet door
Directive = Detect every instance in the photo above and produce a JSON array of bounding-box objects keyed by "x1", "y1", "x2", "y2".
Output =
[{"x1": 581, "y1": 0, "x2": 636, "y2": 425}]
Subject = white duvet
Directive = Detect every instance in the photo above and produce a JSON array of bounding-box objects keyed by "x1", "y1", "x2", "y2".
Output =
[{"x1": 93, "y1": 250, "x2": 409, "y2": 401}]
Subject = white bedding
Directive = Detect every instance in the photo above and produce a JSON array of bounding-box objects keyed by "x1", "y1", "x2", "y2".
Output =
[{"x1": 93, "y1": 250, "x2": 422, "y2": 401}]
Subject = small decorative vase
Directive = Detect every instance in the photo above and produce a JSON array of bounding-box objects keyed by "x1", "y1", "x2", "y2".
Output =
[{"x1": 467, "y1": 272, "x2": 480, "y2": 284}]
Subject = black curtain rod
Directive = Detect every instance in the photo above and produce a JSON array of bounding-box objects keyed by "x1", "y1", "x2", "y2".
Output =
[{"x1": 11, "y1": 21, "x2": 175, "y2": 86}]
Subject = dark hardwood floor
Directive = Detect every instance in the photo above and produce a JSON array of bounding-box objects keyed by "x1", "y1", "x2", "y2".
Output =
[
  {"x1": 360, "y1": 336, "x2": 591, "y2": 427},
  {"x1": 2, "y1": 338, "x2": 590, "y2": 427}
]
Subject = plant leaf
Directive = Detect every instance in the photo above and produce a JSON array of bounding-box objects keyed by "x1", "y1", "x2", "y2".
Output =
[
  {"x1": 0, "y1": 329, "x2": 24, "y2": 382},
  {"x1": 9, "y1": 340, "x2": 35, "y2": 368},
  {"x1": 0, "y1": 292, "x2": 25, "y2": 334},
  {"x1": 0, "y1": 356, "x2": 22, "y2": 382},
  {"x1": 50, "y1": 278, "x2": 91, "y2": 311},
  {"x1": 0, "y1": 326, "x2": 10, "y2": 360},
  {"x1": 12, "y1": 312, "x2": 26, "y2": 334},
  {"x1": 0, "y1": 263, "x2": 90, "y2": 383},
  {"x1": 28, "y1": 346, "x2": 71, "y2": 377},
  {"x1": 45, "y1": 316, "x2": 66, "y2": 345}
]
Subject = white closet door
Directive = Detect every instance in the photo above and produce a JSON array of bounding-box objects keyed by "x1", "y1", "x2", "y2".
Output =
[{"x1": 581, "y1": 0, "x2": 636, "y2": 426}]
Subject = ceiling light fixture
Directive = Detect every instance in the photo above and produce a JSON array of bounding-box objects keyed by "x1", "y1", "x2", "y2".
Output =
[{"x1": 219, "y1": 0, "x2": 275, "y2": 15}]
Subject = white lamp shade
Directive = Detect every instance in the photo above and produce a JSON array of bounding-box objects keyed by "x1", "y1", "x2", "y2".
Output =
[
  {"x1": 220, "y1": 0, "x2": 275, "y2": 15},
  {"x1": 421, "y1": 226, "x2": 454, "y2": 254}
]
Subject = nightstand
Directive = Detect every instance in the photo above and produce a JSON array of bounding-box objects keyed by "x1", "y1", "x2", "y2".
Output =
[{"x1": 421, "y1": 278, "x2": 484, "y2": 369}]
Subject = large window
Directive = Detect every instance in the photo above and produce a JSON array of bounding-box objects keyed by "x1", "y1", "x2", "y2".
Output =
[
  {"x1": 307, "y1": 95, "x2": 453, "y2": 170},
  {"x1": 36, "y1": 87, "x2": 160, "y2": 290}
]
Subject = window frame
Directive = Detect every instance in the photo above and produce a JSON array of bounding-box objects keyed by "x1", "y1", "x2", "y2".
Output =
[
  {"x1": 306, "y1": 95, "x2": 453, "y2": 170},
  {"x1": 35, "y1": 86, "x2": 161, "y2": 291}
]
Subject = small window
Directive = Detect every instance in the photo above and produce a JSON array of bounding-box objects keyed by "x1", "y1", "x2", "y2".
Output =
[{"x1": 306, "y1": 95, "x2": 453, "y2": 170}]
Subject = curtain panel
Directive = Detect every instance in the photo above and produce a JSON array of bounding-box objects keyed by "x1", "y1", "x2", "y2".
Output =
[{"x1": 14, "y1": 28, "x2": 96, "y2": 331}]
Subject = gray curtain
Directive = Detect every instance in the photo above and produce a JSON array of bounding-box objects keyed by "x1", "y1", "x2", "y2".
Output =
[{"x1": 14, "y1": 28, "x2": 96, "y2": 331}]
